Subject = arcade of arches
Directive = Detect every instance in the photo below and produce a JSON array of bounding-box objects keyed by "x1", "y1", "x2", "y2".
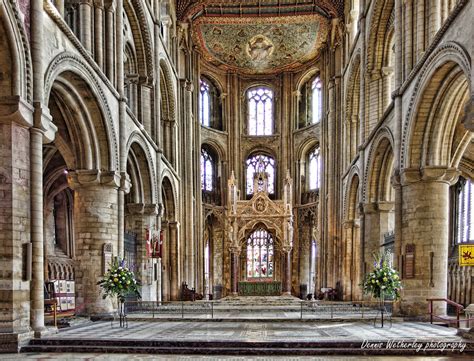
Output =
[{"x1": 0, "y1": 0, "x2": 473, "y2": 338}]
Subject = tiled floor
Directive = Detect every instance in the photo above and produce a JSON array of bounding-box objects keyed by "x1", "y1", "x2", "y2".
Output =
[{"x1": 45, "y1": 320, "x2": 461, "y2": 342}]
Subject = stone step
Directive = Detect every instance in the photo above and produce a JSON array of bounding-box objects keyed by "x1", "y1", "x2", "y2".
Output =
[{"x1": 21, "y1": 338, "x2": 473, "y2": 356}]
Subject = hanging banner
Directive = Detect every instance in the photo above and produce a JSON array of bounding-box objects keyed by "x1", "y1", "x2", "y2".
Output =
[
  {"x1": 152, "y1": 230, "x2": 162, "y2": 258},
  {"x1": 459, "y1": 245, "x2": 474, "y2": 266},
  {"x1": 145, "y1": 227, "x2": 152, "y2": 258}
]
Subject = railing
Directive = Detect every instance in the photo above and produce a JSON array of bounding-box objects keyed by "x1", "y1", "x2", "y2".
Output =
[
  {"x1": 426, "y1": 298, "x2": 474, "y2": 328},
  {"x1": 123, "y1": 300, "x2": 394, "y2": 320}
]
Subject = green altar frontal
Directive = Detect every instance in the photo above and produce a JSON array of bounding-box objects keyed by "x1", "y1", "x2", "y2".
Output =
[{"x1": 238, "y1": 281, "x2": 282, "y2": 296}]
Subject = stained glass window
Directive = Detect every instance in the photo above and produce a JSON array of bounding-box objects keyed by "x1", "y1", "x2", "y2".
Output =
[
  {"x1": 200, "y1": 79, "x2": 210, "y2": 127},
  {"x1": 311, "y1": 77, "x2": 322, "y2": 124},
  {"x1": 309, "y1": 147, "x2": 321, "y2": 190},
  {"x1": 457, "y1": 179, "x2": 474, "y2": 243},
  {"x1": 248, "y1": 87, "x2": 273, "y2": 135},
  {"x1": 246, "y1": 154, "x2": 275, "y2": 195},
  {"x1": 200, "y1": 148, "x2": 213, "y2": 191},
  {"x1": 246, "y1": 228, "x2": 274, "y2": 279}
]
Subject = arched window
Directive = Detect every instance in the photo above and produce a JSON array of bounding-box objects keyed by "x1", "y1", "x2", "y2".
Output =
[
  {"x1": 199, "y1": 77, "x2": 223, "y2": 130},
  {"x1": 246, "y1": 228, "x2": 274, "y2": 279},
  {"x1": 456, "y1": 178, "x2": 474, "y2": 243},
  {"x1": 311, "y1": 77, "x2": 322, "y2": 124},
  {"x1": 246, "y1": 154, "x2": 275, "y2": 196},
  {"x1": 200, "y1": 148, "x2": 214, "y2": 191},
  {"x1": 247, "y1": 87, "x2": 273, "y2": 135},
  {"x1": 308, "y1": 147, "x2": 321, "y2": 190},
  {"x1": 298, "y1": 75, "x2": 322, "y2": 128},
  {"x1": 200, "y1": 79, "x2": 210, "y2": 127}
]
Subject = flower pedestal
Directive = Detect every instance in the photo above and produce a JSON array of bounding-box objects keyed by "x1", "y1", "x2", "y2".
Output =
[
  {"x1": 118, "y1": 299, "x2": 128, "y2": 328},
  {"x1": 373, "y1": 294, "x2": 392, "y2": 328}
]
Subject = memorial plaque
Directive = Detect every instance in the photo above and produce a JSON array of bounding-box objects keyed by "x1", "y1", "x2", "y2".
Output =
[{"x1": 404, "y1": 244, "x2": 415, "y2": 279}]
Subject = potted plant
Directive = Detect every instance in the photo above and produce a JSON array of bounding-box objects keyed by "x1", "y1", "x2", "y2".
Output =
[
  {"x1": 361, "y1": 251, "x2": 402, "y2": 327},
  {"x1": 97, "y1": 258, "x2": 141, "y2": 327}
]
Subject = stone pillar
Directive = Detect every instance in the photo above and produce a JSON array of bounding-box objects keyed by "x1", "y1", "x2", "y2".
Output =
[
  {"x1": 54, "y1": 0, "x2": 65, "y2": 17},
  {"x1": 68, "y1": 170, "x2": 120, "y2": 315},
  {"x1": 282, "y1": 248, "x2": 292, "y2": 295},
  {"x1": 404, "y1": 0, "x2": 413, "y2": 76},
  {"x1": 161, "y1": 220, "x2": 170, "y2": 301},
  {"x1": 169, "y1": 221, "x2": 179, "y2": 300},
  {"x1": 230, "y1": 248, "x2": 240, "y2": 296},
  {"x1": 30, "y1": 128, "x2": 45, "y2": 332},
  {"x1": 79, "y1": 0, "x2": 93, "y2": 52},
  {"x1": 125, "y1": 203, "x2": 157, "y2": 301},
  {"x1": 105, "y1": 1, "x2": 115, "y2": 82},
  {"x1": 363, "y1": 202, "x2": 394, "y2": 268},
  {"x1": 0, "y1": 105, "x2": 33, "y2": 334},
  {"x1": 94, "y1": 1, "x2": 104, "y2": 70},
  {"x1": 399, "y1": 168, "x2": 458, "y2": 316}
]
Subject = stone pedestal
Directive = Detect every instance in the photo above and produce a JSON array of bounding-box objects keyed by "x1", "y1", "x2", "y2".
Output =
[
  {"x1": 399, "y1": 168, "x2": 458, "y2": 316},
  {"x1": 68, "y1": 170, "x2": 120, "y2": 316}
]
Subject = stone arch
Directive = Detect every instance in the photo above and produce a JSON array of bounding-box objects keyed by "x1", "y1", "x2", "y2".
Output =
[
  {"x1": 124, "y1": 0, "x2": 155, "y2": 83},
  {"x1": 238, "y1": 220, "x2": 283, "y2": 248},
  {"x1": 44, "y1": 53, "x2": 119, "y2": 170},
  {"x1": 201, "y1": 139, "x2": 226, "y2": 162},
  {"x1": 345, "y1": 53, "x2": 361, "y2": 164},
  {"x1": 0, "y1": 0, "x2": 33, "y2": 101},
  {"x1": 364, "y1": 128, "x2": 395, "y2": 203},
  {"x1": 48, "y1": 71, "x2": 113, "y2": 171},
  {"x1": 161, "y1": 174, "x2": 177, "y2": 221},
  {"x1": 343, "y1": 167, "x2": 360, "y2": 220},
  {"x1": 126, "y1": 142, "x2": 154, "y2": 205},
  {"x1": 126, "y1": 132, "x2": 157, "y2": 203},
  {"x1": 366, "y1": 0, "x2": 395, "y2": 73},
  {"x1": 159, "y1": 59, "x2": 177, "y2": 122},
  {"x1": 401, "y1": 42, "x2": 472, "y2": 169},
  {"x1": 296, "y1": 67, "x2": 321, "y2": 92},
  {"x1": 345, "y1": 173, "x2": 360, "y2": 221},
  {"x1": 297, "y1": 138, "x2": 320, "y2": 161}
]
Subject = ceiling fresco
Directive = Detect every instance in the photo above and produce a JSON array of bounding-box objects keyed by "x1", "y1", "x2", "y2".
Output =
[{"x1": 192, "y1": 14, "x2": 330, "y2": 74}]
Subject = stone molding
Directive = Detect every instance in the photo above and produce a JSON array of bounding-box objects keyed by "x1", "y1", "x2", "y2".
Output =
[
  {"x1": 126, "y1": 203, "x2": 158, "y2": 215},
  {"x1": 0, "y1": 96, "x2": 34, "y2": 128}
]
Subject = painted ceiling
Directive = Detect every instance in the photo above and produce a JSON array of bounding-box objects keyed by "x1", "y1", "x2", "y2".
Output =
[
  {"x1": 180, "y1": 1, "x2": 339, "y2": 74},
  {"x1": 192, "y1": 14, "x2": 330, "y2": 74}
]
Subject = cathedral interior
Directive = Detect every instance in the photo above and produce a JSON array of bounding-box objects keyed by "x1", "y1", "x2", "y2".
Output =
[{"x1": 0, "y1": 0, "x2": 474, "y2": 357}]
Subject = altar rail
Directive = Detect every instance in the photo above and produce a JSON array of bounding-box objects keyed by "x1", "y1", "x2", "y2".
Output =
[{"x1": 123, "y1": 300, "x2": 393, "y2": 320}]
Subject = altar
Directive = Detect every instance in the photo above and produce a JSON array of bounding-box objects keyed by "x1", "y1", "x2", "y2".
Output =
[{"x1": 238, "y1": 281, "x2": 282, "y2": 296}]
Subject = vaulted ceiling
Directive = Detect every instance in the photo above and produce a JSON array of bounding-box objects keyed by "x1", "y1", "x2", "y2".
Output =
[{"x1": 177, "y1": 1, "x2": 344, "y2": 74}]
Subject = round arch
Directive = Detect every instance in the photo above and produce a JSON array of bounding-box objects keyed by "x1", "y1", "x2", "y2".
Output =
[
  {"x1": 401, "y1": 42, "x2": 472, "y2": 169},
  {"x1": 44, "y1": 53, "x2": 119, "y2": 170}
]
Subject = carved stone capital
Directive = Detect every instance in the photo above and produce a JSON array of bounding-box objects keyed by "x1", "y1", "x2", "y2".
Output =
[
  {"x1": 67, "y1": 170, "x2": 121, "y2": 189},
  {"x1": 400, "y1": 167, "x2": 460, "y2": 186}
]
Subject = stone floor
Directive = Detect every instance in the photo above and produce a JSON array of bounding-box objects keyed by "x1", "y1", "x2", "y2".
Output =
[
  {"x1": 1, "y1": 354, "x2": 472, "y2": 360},
  {"x1": 44, "y1": 320, "x2": 461, "y2": 342}
]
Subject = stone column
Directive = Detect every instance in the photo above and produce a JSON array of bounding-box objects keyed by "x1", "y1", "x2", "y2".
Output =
[
  {"x1": 169, "y1": 221, "x2": 179, "y2": 300},
  {"x1": 363, "y1": 202, "x2": 394, "y2": 268},
  {"x1": 68, "y1": 170, "x2": 120, "y2": 315},
  {"x1": 104, "y1": 1, "x2": 115, "y2": 82},
  {"x1": 54, "y1": 0, "x2": 65, "y2": 17},
  {"x1": 230, "y1": 247, "x2": 240, "y2": 296},
  {"x1": 404, "y1": 0, "x2": 413, "y2": 76},
  {"x1": 126, "y1": 203, "x2": 158, "y2": 301},
  {"x1": 79, "y1": 0, "x2": 93, "y2": 52},
  {"x1": 161, "y1": 220, "x2": 170, "y2": 301},
  {"x1": 0, "y1": 102, "x2": 34, "y2": 335},
  {"x1": 30, "y1": 128, "x2": 45, "y2": 332},
  {"x1": 282, "y1": 248, "x2": 292, "y2": 295},
  {"x1": 94, "y1": 1, "x2": 105, "y2": 70},
  {"x1": 399, "y1": 167, "x2": 458, "y2": 316}
]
